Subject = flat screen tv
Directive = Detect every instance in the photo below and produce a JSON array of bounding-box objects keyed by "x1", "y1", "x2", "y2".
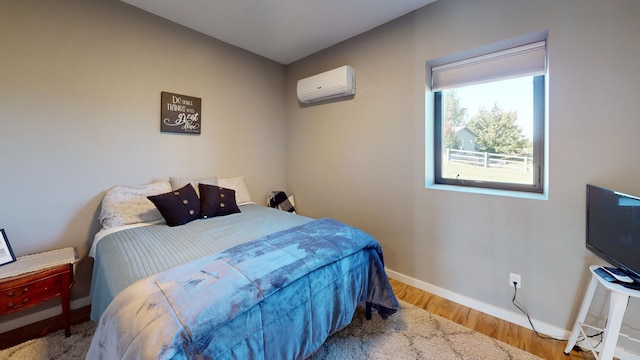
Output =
[{"x1": 586, "y1": 184, "x2": 640, "y2": 283}]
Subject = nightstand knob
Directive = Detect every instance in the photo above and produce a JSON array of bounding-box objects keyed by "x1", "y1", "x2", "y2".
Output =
[
  {"x1": 8, "y1": 302, "x2": 13, "y2": 308},
  {"x1": 23, "y1": 298, "x2": 29, "y2": 304},
  {"x1": 22, "y1": 287, "x2": 28, "y2": 293},
  {"x1": 7, "y1": 292, "x2": 14, "y2": 297}
]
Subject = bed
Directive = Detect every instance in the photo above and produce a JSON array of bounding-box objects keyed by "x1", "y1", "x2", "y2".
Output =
[{"x1": 87, "y1": 177, "x2": 399, "y2": 359}]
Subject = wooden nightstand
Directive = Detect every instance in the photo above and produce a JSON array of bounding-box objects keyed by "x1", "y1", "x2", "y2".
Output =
[{"x1": 0, "y1": 247, "x2": 77, "y2": 337}]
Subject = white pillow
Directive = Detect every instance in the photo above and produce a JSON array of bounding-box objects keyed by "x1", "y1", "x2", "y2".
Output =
[
  {"x1": 169, "y1": 176, "x2": 217, "y2": 197},
  {"x1": 99, "y1": 180, "x2": 172, "y2": 229},
  {"x1": 217, "y1": 176, "x2": 252, "y2": 205}
]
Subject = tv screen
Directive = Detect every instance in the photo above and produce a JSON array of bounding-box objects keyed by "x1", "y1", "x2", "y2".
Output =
[{"x1": 586, "y1": 184, "x2": 640, "y2": 282}]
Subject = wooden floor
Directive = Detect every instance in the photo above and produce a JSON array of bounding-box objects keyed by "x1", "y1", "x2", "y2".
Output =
[
  {"x1": 391, "y1": 278, "x2": 596, "y2": 360},
  {"x1": 1, "y1": 279, "x2": 597, "y2": 359}
]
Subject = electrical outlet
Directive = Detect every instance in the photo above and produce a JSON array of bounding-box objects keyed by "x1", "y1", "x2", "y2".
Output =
[{"x1": 509, "y1": 273, "x2": 521, "y2": 288}]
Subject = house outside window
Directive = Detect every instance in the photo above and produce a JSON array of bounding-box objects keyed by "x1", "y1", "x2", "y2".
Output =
[{"x1": 429, "y1": 38, "x2": 547, "y2": 194}]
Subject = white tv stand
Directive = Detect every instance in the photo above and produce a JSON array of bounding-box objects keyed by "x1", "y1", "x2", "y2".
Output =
[{"x1": 564, "y1": 265, "x2": 640, "y2": 359}]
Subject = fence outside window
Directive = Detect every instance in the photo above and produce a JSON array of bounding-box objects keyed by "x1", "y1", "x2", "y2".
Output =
[{"x1": 445, "y1": 148, "x2": 531, "y2": 173}]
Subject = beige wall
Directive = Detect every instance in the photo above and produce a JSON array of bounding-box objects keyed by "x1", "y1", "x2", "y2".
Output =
[
  {"x1": 286, "y1": 0, "x2": 640, "y2": 348},
  {"x1": 3, "y1": 0, "x2": 640, "y2": 351},
  {"x1": 0, "y1": 0, "x2": 286, "y2": 328}
]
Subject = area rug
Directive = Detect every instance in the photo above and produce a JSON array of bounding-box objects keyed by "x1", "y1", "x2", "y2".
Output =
[{"x1": 0, "y1": 301, "x2": 540, "y2": 359}]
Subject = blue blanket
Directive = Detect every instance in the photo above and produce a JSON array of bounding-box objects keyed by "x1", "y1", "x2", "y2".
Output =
[
  {"x1": 87, "y1": 218, "x2": 399, "y2": 359},
  {"x1": 90, "y1": 205, "x2": 314, "y2": 321}
]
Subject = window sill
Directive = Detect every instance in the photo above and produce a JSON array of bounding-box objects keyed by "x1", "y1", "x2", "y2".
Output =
[{"x1": 425, "y1": 183, "x2": 548, "y2": 200}]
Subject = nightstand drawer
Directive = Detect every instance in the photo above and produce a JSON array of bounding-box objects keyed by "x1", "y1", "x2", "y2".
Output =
[
  {"x1": 0, "y1": 273, "x2": 63, "y2": 313},
  {"x1": 0, "y1": 247, "x2": 76, "y2": 338}
]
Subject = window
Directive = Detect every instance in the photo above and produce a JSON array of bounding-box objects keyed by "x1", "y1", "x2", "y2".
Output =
[{"x1": 430, "y1": 40, "x2": 546, "y2": 194}]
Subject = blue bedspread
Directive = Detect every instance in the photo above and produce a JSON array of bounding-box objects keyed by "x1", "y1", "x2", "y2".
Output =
[
  {"x1": 90, "y1": 205, "x2": 313, "y2": 321},
  {"x1": 87, "y1": 218, "x2": 399, "y2": 359}
]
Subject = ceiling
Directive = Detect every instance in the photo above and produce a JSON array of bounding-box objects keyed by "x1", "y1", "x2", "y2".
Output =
[{"x1": 120, "y1": 0, "x2": 437, "y2": 65}]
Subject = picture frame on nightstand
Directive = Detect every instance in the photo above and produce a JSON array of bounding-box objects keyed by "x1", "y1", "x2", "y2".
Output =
[{"x1": 0, "y1": 229, "x2": 16, "y2": 266}]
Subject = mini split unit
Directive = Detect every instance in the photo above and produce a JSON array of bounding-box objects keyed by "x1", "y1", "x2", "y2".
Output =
[{"x1": 296, "y1": 65, "x2": 356, "y2": 104}]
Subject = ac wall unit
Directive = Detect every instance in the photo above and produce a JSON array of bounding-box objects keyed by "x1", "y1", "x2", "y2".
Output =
[{"x1": 296, "y1": 65, "x2": 355, "y2": 104}]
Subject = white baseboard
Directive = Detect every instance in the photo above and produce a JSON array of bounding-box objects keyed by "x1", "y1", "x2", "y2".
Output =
[
  {"x1": 0, "y1": 296, "x2": 91, "y2": 334},
  {"x1": 386, "y1": 269, "x2": 640, "y2": 360}
]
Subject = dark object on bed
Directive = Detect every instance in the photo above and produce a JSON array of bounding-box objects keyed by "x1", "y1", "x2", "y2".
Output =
[
  {"x1": 268, "y1": 190, "x2": 296, "y2": 213},
  {"x1": 146, "y1": 183, "x2": 201, "y2": 226},
  {"x1": 200, "y1": 183, "x2": 241, "y2": 217}
]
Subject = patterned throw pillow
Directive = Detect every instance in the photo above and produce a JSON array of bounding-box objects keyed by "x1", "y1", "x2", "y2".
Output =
[{"x1": 99, "y1": 180, "x2": 172, "y2": 229}]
